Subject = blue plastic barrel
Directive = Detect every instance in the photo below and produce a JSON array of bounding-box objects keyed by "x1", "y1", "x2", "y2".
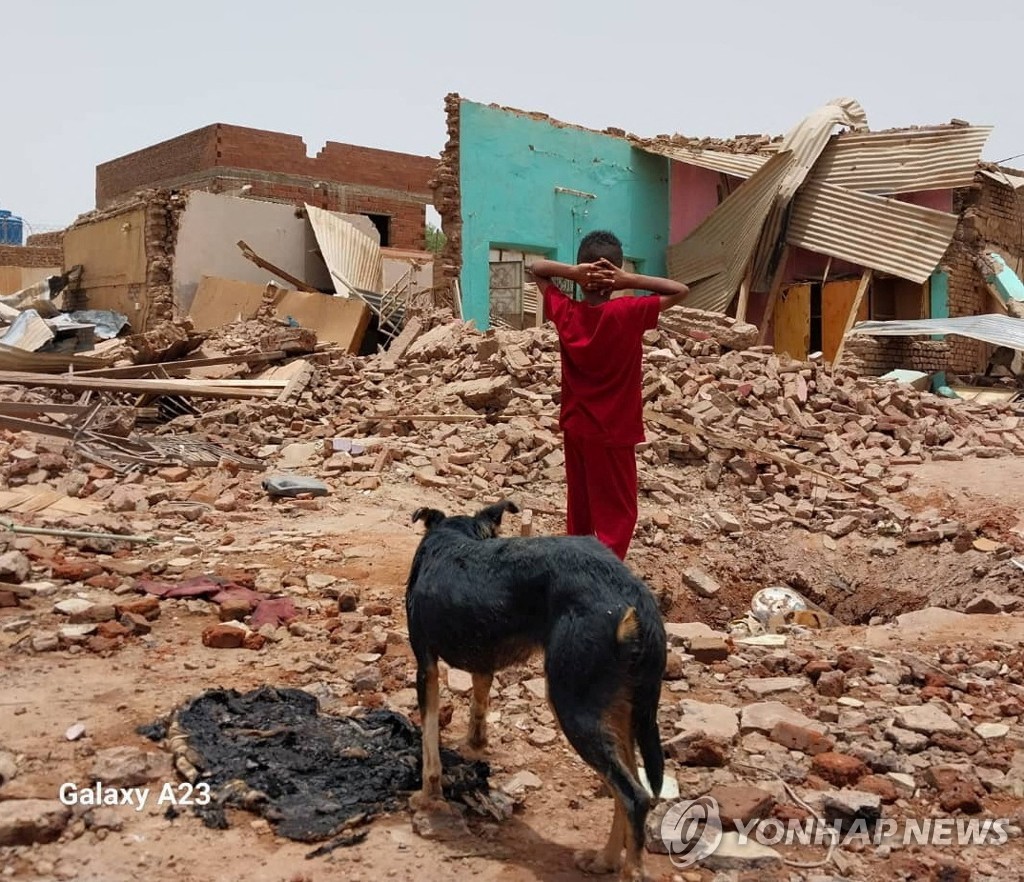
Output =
[{"x1": 0, "y1": 210, "x2": 24, "y2": 246}]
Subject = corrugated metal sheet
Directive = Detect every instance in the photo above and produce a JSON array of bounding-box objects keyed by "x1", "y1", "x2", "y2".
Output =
[
  {"x1": 0, "y1": 310, "x2": 54, "y2": 352},
  {"x1": 305, "y1": 204, "x2": 384, "y2": 295},
  {"x1": 787, "y1": 180, "x2": 959, "y2": 284},
  {"x1": 751, "y1": 98, "x2": 869, "y2": 289},
  {"x1": 849, "y1": 314, "x2": 1024, "y2": 351},
  {"x1": 638, "y1": 144, "x2": 769, "y2": 179},
  {"x1": 667, "y1": 151, "x2": 795, "y2": 312},
  {"x1": 808, "y1": 126, "x2": 992, "y2": 194}
]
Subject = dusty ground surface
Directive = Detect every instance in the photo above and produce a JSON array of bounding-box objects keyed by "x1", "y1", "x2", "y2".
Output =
[{"x1": 3, "y1": 451, "x2": 1024, "y2": 882}]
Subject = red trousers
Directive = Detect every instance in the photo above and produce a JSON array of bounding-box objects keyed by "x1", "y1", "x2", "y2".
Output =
[{"x1": 563, "y1": 433, "x2": 638, "y2": 560}]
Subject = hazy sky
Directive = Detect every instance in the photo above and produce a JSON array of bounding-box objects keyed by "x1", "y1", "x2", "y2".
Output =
[{"x1": 5, "y1": 0, "x2": 1024, "y2": 235}]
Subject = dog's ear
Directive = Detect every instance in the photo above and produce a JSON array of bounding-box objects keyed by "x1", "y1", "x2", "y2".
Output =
[
  {"x1": 474, "y1": 499, "x2": 520, "y2": 535},
  {"x1": 412, "y1": 508, "x2": 446, "y2": 531}
]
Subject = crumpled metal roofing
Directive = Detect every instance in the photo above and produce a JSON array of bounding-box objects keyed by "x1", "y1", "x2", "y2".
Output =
[
  {"x1": 305, "y1": 204, "x2": 384, "y2": 295},
  {"x1": 849, "y1": 314, "x2": 1024, "y2": 351},
  {"x1": 787, "y1": 180, "x2": 959, "y2": 284},
  {"x1": 808, "y1": 125, "x2": 993, "y2": 194},
  {"x1": 667, "y1": 151, "x2": 794, "y2": 312},
  {"x1": 638, "y1": 143, "x2": 770, "y2": 179},
  {"x1": 0, "y1": 309, "x2": 54, "y2": 352},
  {"x1": 750, "y1": 98, "x2": 870, "y2": 289}
]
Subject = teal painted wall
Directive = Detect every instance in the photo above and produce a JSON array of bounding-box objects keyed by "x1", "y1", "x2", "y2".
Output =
[
  {"x1": 458, "y1": 100, "x2": 670, "y2": 329},
  {"x1": 929, "y1": 270, "x2": 949, "y2": 340}
]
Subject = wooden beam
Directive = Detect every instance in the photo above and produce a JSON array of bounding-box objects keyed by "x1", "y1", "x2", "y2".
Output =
[
  {"x1": 0, "y1": 371, "x2": 284, "y2": 399},
  {"x1": 832, "y1": 268, "x2": 873, "y2": 368},
  {"x1": 757, "y1": 245, "x2": 791, "y2": 346},
  {"x1": 237, "y1": 241, "x2": 318, "y2": 293},
  {"x1": 735, "y1": 263, "x2": 754, "y2": 324},
  {"x1": 75, "y1": 351, "x2": 290, "y2": 377}
]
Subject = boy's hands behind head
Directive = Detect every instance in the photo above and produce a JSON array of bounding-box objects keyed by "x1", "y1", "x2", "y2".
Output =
[
  {"x1": 575, "y1": 259, "x2": 631, "y2": 295},
  {"x1": 594, "y1": 257, "x2": 634, "y2": 291}
]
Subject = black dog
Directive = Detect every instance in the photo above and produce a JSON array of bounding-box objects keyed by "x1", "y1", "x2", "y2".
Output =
[{"x1": 405, "y1": 499, "x2": 666, "y2": 881}]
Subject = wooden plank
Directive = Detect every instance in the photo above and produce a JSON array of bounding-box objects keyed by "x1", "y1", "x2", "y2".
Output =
[
  {"x1": 0, "y1": 402, "x2": 95, "y2": 416},
  {"x1": 735, "y1": 262, "x2": 754, "y2": 323},
  {"x1": 832, "y1": 269, "x2": 873, "y2": 368},
  {"x1": 774, "y1": 284, "x2": 811, "y2": 361},
  {"x1": 237, "y1": 241, "x2": 318, "y2": 292},
  {"x1": 821, "y1": 279, "x2": 865, "y2": 364},
  {"x1": 0, "y1": 371, "x2": 283, "y2": 399},
  {"x1": 757, "y1": 245, "x2": 791, "y2": 345},
  {"x1": 76, "y1": 351, "x2": 289, "y2": 377}
]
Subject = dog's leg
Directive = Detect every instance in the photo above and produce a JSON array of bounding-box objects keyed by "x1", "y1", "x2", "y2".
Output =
[
  {"x1": 613, "y1": 702, "x2": 647, "y2": 882},
  {"x1": 465, "y1": 671, "x2": 493, "y2": 751},
  {"x1": 558, "y1": 698, "x2": 649, "y2": 881},
  {"x1": 411, "y1": 657, "x2": 445, "y2": 810}
]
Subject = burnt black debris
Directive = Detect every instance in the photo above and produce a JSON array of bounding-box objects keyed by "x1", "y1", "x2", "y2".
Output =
[{"x1": 142, "y1": 686, "x2": 490, "y2": 841}]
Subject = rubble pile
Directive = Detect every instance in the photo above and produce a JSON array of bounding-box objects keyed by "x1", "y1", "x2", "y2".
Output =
[{"x1": 140, "y1": 309, "x2": 1024, "y2": 546}]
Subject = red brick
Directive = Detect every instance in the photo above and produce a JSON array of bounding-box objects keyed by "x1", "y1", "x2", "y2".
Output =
[{"x1": 811, "y1": 752, "x2": 870, "y2": 787}]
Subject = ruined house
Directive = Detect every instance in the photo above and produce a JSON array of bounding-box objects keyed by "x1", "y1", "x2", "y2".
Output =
[
  {"x1": 434, "y1": 93, "x2": 1016, "y2": 379},
  {"x1": 95, "y1": 123, "x2": 438, "y2": 251}
]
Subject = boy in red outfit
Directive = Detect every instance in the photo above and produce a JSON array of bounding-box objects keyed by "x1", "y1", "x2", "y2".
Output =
[{"x1": 530, "y1": 230, "x2": 690, "y2": 560}]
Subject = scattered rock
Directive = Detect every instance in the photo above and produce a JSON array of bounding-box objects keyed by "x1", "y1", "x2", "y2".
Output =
[
  {"x1": 975, "y1": 723, "x2": 1010, "y2": 741},
  {"x1": 822, "y1": 790, "x2": 882, "y2": 828},
  {"x1": 816, "y1": 670, "x2": 846, "y2": 698},
  {"x1": 674, "y1": 700, "x2": 740, "y2": 745},
  {"x1": 0, "y1": 799, "x2": 70, "y2": 846},
  {"x1": 709, "y1": 784, "x2": 775, "y2": 828},
  {"x1": 893, "y1": 704, "x2": 962, "y2": 736},
  {"x1": 65, "y1": 723, "x2": 86, "y2": 742},
  {"x1": 885, "y1": 726, "x2": 929, "y2": 753},
  {"x1": 682, "y1": 568, "x2": 720, "y2": 598},
  {"x1": 769, "y1": 721, "x2": 835, "y2": 756},
  {"x1": 89, "y1": 746, "x2": 171, "y2": 788},
  {"x1": 447, "y1": 669, "x2": 473, "y2": 695},
  {"x1": 740, "y1": 702, "x2": 825, "y2": 735},
  {"x1": 964, "y1": 592, "x2": 1020, "y2": 615},
  {"x1": 689, "y1": 636, "x2": 730, "y2": 663},
  {"x1": 527, "y1": 726, "x2": 558, "y2": 747},
  {"x1": 0, "y1": 551, "x2": 30, "y2": 584},
  {"x1": 741, "y1": 676, "x2": 806, "y2": 697}
]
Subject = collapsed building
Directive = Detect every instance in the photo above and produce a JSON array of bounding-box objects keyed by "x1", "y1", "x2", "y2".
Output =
[
  {"x1": 95, "y1": 123, "x2": 438, "y2": 251},
  {"x1": 432, "y1": 94, "x2": 1024, "y2": 383}
]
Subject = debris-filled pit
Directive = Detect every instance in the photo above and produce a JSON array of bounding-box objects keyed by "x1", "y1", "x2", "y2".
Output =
[{"x1": 141, "y1": 687, "x2": 490, "y2": 845}]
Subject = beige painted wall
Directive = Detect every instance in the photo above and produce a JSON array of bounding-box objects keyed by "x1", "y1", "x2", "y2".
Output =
[{"x1": 0, "y1": 266, "x2": 58, "y2": 296}]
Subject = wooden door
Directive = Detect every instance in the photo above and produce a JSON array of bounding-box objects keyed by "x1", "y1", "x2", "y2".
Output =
[
  {"x1": 822, "y1": 279, "x2": 869, "y2": 363},
  {"x1": 774, "y1": 283, "x2": 811, "y2": 360}
]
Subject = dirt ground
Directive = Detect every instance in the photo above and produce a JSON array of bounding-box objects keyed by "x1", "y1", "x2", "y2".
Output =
[{"x1": 3, "y1": 459, "x2": 1024, "y2": 882}]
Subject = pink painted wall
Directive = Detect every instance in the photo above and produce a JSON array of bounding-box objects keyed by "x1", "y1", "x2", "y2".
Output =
[
  {"x1": 896, "y1": 189, "x2": 954, "y2": 213},
  {"x1": 669, "y1": 161, "x2": 729, "y2": 243}
]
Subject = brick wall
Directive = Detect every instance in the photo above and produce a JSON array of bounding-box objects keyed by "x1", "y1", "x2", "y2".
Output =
[
  {"x1": 846, "y1": 172, "x2": 1024, "y2": 378},
  {"x1": 844, "y1": 337, "x2": 951, "y2": 376},
  {"x1": 26, "y1": 231, "x2": 64, "y2": 249},
  {"x1": 0, "y1": 245, "x2": 62, "y2": 268},
  {"x1": 94, "y1": 123, "x2": 437, "y2": 251},
  {"x1": 96, "y1": 126, "x2": 217, "y2": 208},
  {"x1": 429, "y1": 93, "x2": 462, "y2": 301}
]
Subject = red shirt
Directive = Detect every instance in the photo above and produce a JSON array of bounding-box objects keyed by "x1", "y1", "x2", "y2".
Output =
[{"x1": 542, "y1": 284, "x2": 661, "y2": 446}]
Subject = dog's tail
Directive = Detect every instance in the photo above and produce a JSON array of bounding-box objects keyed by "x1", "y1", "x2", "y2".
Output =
[{"x1": 615, "y1": 607, "x2": 665, "y2": 801}]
